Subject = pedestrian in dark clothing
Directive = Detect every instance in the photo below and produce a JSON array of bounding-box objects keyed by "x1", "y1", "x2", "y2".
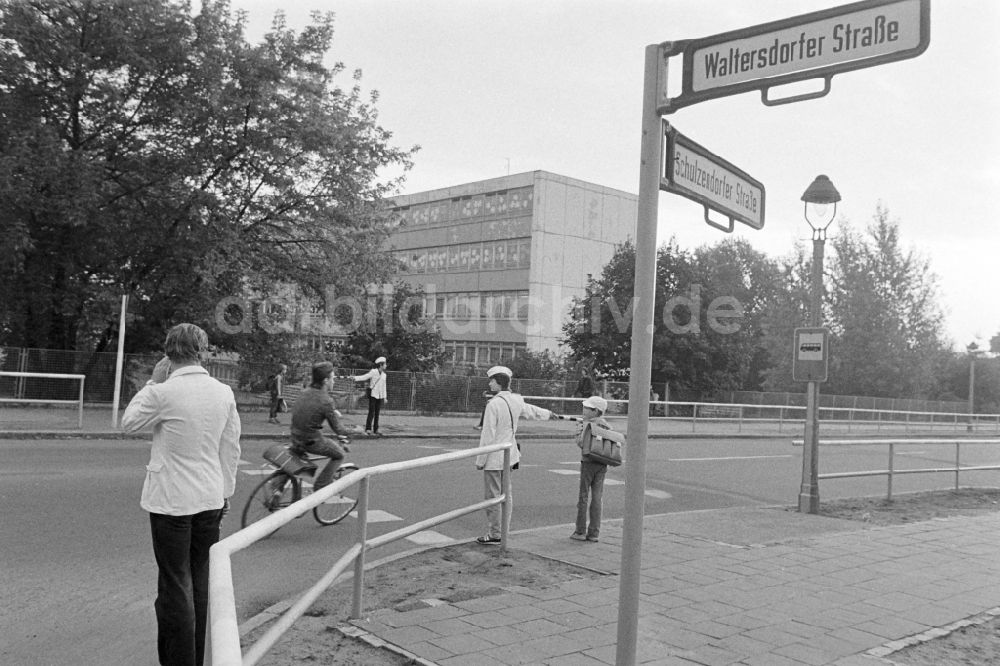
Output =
[
  {"x1": 267, "y1": 364, "x2": 287, "y2": 424},
  {"x1": 353, "y1": 356, "x2": 387, "y2": 436}
]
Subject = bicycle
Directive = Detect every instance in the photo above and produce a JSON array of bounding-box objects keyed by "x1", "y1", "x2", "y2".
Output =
[{"x1": 241, "y1": 436, "x2": 360, "y2": 532}]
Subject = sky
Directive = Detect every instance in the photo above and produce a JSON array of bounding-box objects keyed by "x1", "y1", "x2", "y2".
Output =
[{"x1": 229, "y1": 0, "x2": 999, "y2": 352}]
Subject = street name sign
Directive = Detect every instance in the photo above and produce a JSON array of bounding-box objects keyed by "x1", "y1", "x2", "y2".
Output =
[
  {"x1": 660, "y1": 0, "x2": 930, "y2": 113},
  {"x1": 662, "y1": 123, "x2": 765, "y2": 231},
  {"x1": 793, "y1": 327, "x2": 830, "y2": 382}
]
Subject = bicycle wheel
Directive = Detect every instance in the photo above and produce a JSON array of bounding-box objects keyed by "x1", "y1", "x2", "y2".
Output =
[
  {"x1": 313, "y1": 463, "x2": 360, "y2": 526},
  {"x1": 242, "y1": 471, "x2": 294, "y2": 531}
]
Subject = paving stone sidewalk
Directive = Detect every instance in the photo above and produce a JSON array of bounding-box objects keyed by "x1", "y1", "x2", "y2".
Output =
[{"x1": 341, "y1": 507, "x2": 1000, "y2": 665}]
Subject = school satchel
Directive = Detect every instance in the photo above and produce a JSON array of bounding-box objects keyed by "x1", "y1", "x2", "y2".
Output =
[
  {"x1": 263, "y1": 444, "x2": 315, "y2": 476},
  {"x1": 582, "y1": 423, "x2": 625, "y2": 467}
]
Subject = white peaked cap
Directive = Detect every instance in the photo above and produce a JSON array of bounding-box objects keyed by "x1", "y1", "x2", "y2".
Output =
[{"x1": 582, "y1": 395, "x2": 608, "y2": 412}]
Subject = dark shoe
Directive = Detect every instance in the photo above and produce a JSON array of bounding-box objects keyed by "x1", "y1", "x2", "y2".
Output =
[
  {"x1": 570, "y1": 532, "x2": 587, "y2": 541},
  {"x1": 374, "y1": 432, "x2": 385, "y2": 437},
  {"x1": 476, "y1": 535, "x2": 502, "y2": 545},
  {"x1": 586, "y1": 535, "x2": 599, "y2": 542},
  {"x1": 364, "y1": 430, "x2": 373, "y2": 436},
  {"x1": 268, "y1": 417, "x2": 280, "y2": 424},
  {"x1": 473, "y1": 425, "x2": 483, "y2": 430}
]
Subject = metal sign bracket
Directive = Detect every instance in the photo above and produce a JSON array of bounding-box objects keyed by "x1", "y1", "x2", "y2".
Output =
[{"x1": 761, "y1": 75, "x2": 833, "y2": 107}]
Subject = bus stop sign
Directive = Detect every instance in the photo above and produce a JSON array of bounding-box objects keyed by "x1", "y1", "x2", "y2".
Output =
[{"x1": 793, "y1": 327, "x2": 830, "y2": 382}]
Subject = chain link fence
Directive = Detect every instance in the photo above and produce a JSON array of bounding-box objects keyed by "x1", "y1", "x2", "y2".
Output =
[{"x1": 0, "y1": 346, "x2": 968, "y2": 417}]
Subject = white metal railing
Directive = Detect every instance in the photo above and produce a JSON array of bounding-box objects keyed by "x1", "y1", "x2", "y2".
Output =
[
  {"x1": 0, "y1": 371, "x2": 85, "y2": 428},
  {"x1": 520, "y1": 395, "x2": 1000, "y2": 435},
  {"x1": 792, "y1": 438, "x2": 1000, "y2": 500},
  {"x1": 209, "y1": 442, "x2": 514, "y2": 666}
]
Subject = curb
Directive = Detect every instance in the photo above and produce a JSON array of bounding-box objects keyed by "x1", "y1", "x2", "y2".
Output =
[{"x1": 0, "y1": 430, "x2": 786, "y2": 441}]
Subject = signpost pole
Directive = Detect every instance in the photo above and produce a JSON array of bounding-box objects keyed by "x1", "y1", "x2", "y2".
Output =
[
  {"x1": 798, "y1": 235, "x2": 825, "y2": 513},
  {"x1": 615, "y1": 42, "x2": 663, "y2": 666}
]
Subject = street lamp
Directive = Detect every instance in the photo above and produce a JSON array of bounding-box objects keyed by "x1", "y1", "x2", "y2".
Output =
[{"x1": 798, "y1": 175, "x2": 840, "y2": 514}]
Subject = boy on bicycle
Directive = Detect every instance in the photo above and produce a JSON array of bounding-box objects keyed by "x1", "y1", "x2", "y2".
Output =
[{"x1": 288, "y1": 362, "x2": 352, "y2": 492}]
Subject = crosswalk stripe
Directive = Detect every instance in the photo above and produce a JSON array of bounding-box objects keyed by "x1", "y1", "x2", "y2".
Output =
[
  {"x1": 362, "y1": 509, "x2": 402, "y2": 523},
  {"x1": 547, "y1": 469, "x2": 670, "y2": 499},
  {"x1": 407, "y1": 531, "x2": 454, "y2": 545}
]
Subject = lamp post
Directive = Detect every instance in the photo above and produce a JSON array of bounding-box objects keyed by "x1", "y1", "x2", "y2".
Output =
[{"x1": 798, "y1": 175, "x2": 840, "y2": 514}]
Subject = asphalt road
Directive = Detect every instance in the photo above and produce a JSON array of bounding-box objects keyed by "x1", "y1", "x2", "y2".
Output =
[{"x1": 2, "y1": 434, "x2": 997, "y2": 665}]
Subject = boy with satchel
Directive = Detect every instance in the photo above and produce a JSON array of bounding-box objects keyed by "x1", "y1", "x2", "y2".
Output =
[{"x1": 571, "y1": 395, "x2": 620, "y2": 543}]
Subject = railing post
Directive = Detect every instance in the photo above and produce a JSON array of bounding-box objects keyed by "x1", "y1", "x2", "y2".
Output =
[
  {"x1": 955, "y1": 442, "x2": 961, "y2": 491},
  {"x1": 887, "y1": 442, "x2": 894, "y2": 501},
  {"x1": 78, "y1": 376, "x2": 85, "y2": 429},
  {"x1": 500, "y1": 446, "x2": 511, "y2": 552},
  {"x1": 351, "y1": 476, "x2": 371, "y2": 619},
  {"x1": 738, "y1": 405, "x2": 743, "y2": 432},
  {"x1": 692, "y1": 403, "x2": 697, "y2": 432},
  {"x1": 465, "y1": 375, "x2": 471, "y2": 413}
]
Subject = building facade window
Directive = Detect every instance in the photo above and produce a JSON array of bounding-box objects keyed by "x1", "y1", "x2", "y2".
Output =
[
  {"x1": 443, "y1": 341, "x2": 526, "y2": 367},
  {"x1": 424, "y1": 291, "x2": 528, "y2": 321},
  {"x1": 395, "y1": 238, "x2": 531, "y2": 275},
  {"x1": 394, "y1": 187, "x2": 533, "y2": 228}
]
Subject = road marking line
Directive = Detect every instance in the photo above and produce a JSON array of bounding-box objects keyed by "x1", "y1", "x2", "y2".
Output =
[
  {"x1": 407, "y1": 531, "x2": 454, "y2": 545},
  {"x1": 242, "y1": 468, "x2": 274, "y2": 476},
  {"x1": 550, "y1": 469, "x2": 577, "y2": 475},
  {"x1": 669, "y1": 455, "x2": 793, "y2": 462}
]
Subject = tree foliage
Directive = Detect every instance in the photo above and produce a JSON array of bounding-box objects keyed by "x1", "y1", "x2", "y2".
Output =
[
  {"x1": 824, "y1": 205, "x2": 950, "y2": 397},
  {"x1": 335, "y1": 282, "x2": 448, "y2": 373},
  {"x1": 561, "y1": 238, "x2": 782, "y2": 399},
  {"x1": 506, "y1": 349, "x2": 566, "y2": 381},
  {"x1": 0, "y1": 0, "x2": 415, "y2": 353},
  {"x1": 758, "y1": 246, "x2": 813, "y2": 391}
]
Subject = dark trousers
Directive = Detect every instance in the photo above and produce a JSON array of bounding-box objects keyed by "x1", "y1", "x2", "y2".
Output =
[
  {"x1": 149, "y1": 509, "x2": 223, "y2": 666},
  {"x1": 268, "y1": 394, "x2": 281, "y2": 419},
  {"x1": 365, "y1": 395, "x2": 383, "y2": 432},
  {"x1": 576, "y1": 460, "x2": 607, "y2": 538},
  {"x1": 295, "y1": 436, "x2": 345, "y2": 490}
]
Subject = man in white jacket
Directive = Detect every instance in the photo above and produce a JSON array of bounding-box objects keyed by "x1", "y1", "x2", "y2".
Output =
[
  {"x1": 475, "y1": 365, "x2": 556, "y2": 544},
  {"x1": 121, "y1": 324, "x2": 241, "y2": 666}
]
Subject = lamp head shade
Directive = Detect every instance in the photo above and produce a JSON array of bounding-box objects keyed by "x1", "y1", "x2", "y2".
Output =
[{"x1": 801, "y1": 175, "x2": 841, "y2": 204}]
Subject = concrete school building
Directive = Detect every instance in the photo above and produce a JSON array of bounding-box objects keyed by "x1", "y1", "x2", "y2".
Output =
[{"x1": 387, "y1": 171, "x2": 637, "y2": 366}]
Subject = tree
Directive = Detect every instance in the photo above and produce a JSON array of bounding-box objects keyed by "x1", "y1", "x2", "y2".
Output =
[
  {"x1": 758, "y1": 245, "x2": 813, "y2": 392},
  {"x1": 561, "y1": 238, "x2": 782, "y2": 399},
  {"x1": 825, "y1": 205, "x2": 951, "y2": 398},
  {"x1": 335, "y1": 282, "x2": 448, "y2": 373},
  {"x1": 507, "y1": 349, "x2": 566, "y2": 381},
  {"x1": 0, "y1": 0, "x2": 415, "y2": 353},
  {"x1": 688, "y1": 237, "x2": 784, "y2": 395}
]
